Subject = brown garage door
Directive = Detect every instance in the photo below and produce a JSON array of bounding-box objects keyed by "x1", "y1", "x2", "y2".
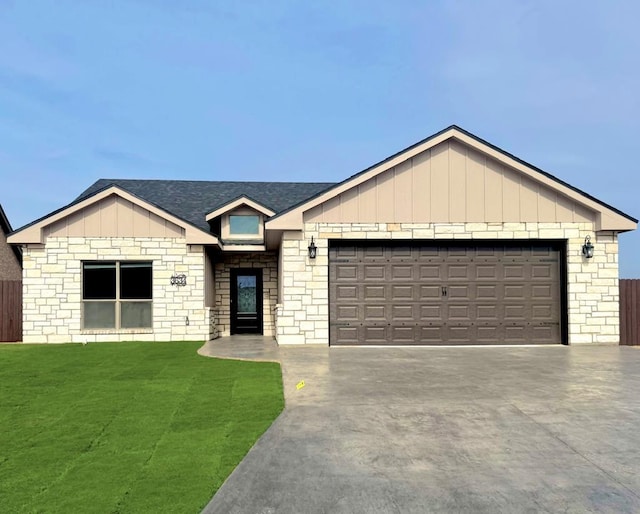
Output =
[{"x1": 329, "y1": 242, "x2": 564, "y2": 345}]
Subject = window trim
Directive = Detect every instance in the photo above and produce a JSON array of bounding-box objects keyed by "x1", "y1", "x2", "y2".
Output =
[
  {"x1": 81, "y1": 261, "x2": 153, "y2": 332},
  {"x1": 221, "y1": 207, "x2": 264, "y2": 242}
]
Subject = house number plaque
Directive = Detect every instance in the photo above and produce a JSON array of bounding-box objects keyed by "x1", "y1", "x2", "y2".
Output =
[{"x1": 170, "y1": 274, "x2": 187, "y2": 287}]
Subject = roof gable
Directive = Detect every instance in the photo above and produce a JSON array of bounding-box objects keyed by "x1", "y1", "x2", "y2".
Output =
[
  {"x1": 8, "y1": 186, "x2": 219, "y2": 245},
  {"x1": 205, "y1": 195, "x2": 276, "y2": 221},
  {"x1": 267, "y1": 126, "x2": 637, "y2": 231}
]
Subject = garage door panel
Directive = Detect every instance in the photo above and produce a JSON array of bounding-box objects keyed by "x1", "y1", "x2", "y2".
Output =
[
  {"x1": 476, "y1": 265, "x2": 498, "y2": 279},
  {"x1": 392, "y1": 265, "x2": 414, "y2": 280},
  {"x1": 420, "y1": 265, "x2": 443, "y2": 279},
  {"x1": 448, "y1": 247, "x2": 473, "y2": 259},
  {"x1": 364, "y1": 326, "x2": 388, "y2": 344},
  {"x1": 532, "y1": 304, "x2": 554, "y2": 320},
  {"x1": 391, "y1": 285, "x2": 414, "y2": 300},
  {"x1": 388, "y1": 247, "x2": 413, "y2": 260},
  {"x1": 447, "y1": 304, "x2": 472, "y2": 321},
  {"x1": 477, "y1": 285, "x2": 498, "y2": 299},
  {"x1": 391, "y1": 326, "x2": 416, "y2": 343},
  {"x1": 477, "y1": 304, "x2": 499, "y2": 321},
  {"x1": 531, "y1": 325, "x2": 559, "y2": 343},
  {"x1": 503, "y1": 265, "x2": 525, "y2": 279},
  {"x1": 447, "y1": 264, "x2": 469, "y2": 279},
  {"x1": 448, "y1": 285, "x2": 470, "y2": 298},
  {"x1": 504, "y1": 304, "x2": 526, "y2": 321},
  {"x1": 362, "y1": 246, "x2": 385, "y2": 259},
  {"x1": 420, "y1": 304, "x2": 443, "y2": 321},
  {"x1": 475, "y1": 247, "x2": 501, "y2": 258},
  {"x1": 418, "y1": 325, "x2": 446, "y2": 343},
  {"x1": 504, "y1": 325, "x2": 527, "y2": 343},
  {"x1": 335, "y1": 326, "x2": 359, "y2": 344},
  {"x1": 532, "y1": 284, "x2": 554, "y2": 300},
  {"x1": 334, "y1": 246, "x2": 358, "y2": 260},
  {"x1": 448, "y1": 325, "x2": 474, "y2": 344},
  {"x1": 531, "y1": 265, "x2": 552, "y2": 279},
  {"x1": 336, "y1": 285, "x2": 358, "y2": 301},
  {"x1": 392, "y1": 304, "x2": 415, "y2": 321},
  {"x1": 477, "y1": 325, "x2": 502, "y2": 342},
  {"x1": 504, "y1": 285, "x2": 525, "y2": 299},
  {"x1": 364, "y1": 285, "x2": 385, "y2": 300},
  {"x1": 363, "y1": 265, "x2": 385, "y2": 280},
  {"x1": 336, "y1": 305, "x2": 359, "y2": 321},
  {"x1": 329, "y1": 243, "x2": 562, "y2": 345},
  {"x1": 420, "y1": 285, "x2": 441, "y2": 299},
  {"x1": 504, "y1": 247, "x2": 526, "y2": 257},
  {"x1": 417, "y1": 247, "x2": 441, "y2": 258},
  {"x1": 335, "y1": 265, "x2": 358, "y2": 281},
  {"x1": 364, "y1": 304, "x2": 386, "y2": 320}
]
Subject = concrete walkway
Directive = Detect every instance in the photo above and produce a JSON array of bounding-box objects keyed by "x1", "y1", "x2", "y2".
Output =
[{"x1": 201, "y1": 340, "x2": 640, "y2": 513}]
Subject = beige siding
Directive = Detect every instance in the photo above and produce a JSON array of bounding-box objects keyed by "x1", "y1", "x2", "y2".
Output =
[
  {"x1": 44, "y1": 195, "x2": 184, "y2": 239},
  {"x1": 304, "y1": 140, "x2": 597, "y2": 225}
]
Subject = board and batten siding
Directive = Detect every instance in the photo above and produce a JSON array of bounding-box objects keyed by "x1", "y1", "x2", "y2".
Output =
[
  {"x1": 304, "y1": 140, "x2": 596, "y2": 225},
  {"x1": 44, "y1": 195, "x2": 185, "y2": 239}
]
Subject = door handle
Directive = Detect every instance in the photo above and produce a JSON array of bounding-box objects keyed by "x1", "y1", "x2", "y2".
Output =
[{"x1": 442, "y1": 286, "x2": 447, "y2": 297}]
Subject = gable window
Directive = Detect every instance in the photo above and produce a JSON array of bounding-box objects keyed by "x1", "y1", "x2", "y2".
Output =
[
  {"x1": 83, "y1": 261, "x2": 152, "y2": 329},
  {"x1": 229, "y1": 215, "x2": 260, "y2": 235}
]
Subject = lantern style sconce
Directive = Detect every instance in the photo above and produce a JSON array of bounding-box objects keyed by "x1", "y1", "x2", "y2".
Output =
[
  {"x1": 308, "y1": 237, "x2": 317, "y2": 259},
  {"x1": 582, "y1": 235, "x2": 594, "y2": 259}
]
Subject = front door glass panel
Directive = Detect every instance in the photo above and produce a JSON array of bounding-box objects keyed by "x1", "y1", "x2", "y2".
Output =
[{"x1": 237, "y1": 276, "x2": 257, "y2": 313}]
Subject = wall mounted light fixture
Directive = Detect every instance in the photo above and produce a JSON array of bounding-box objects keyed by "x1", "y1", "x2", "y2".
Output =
[
  {"x1": 308, "y1": 237, "x2": 317, "y2": 259},
  {"x1": 582, "y1": 235, "x2": 594, "y2": 259}
]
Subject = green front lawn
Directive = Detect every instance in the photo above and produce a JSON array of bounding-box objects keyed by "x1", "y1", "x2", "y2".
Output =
[{"x1": 0, "y1": 342, "x2": 284, "y2": 513}]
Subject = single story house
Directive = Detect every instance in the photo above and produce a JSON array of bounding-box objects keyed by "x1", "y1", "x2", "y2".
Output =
[{"x1": 8, "y1": 126, "x2": 637, "y2": 345}]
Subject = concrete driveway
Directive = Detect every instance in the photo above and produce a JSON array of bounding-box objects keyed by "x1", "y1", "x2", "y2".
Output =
[{"x1": 202, "y1": 342, "x2": 640, "y2": 513}]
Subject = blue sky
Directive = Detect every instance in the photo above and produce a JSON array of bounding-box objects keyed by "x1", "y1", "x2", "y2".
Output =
[{"x1": 1, "y1": 1, "x2": 639, "y2": 275}]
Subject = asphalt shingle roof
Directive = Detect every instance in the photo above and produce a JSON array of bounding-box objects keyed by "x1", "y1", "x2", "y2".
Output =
[{"x1": 78, "y1": 179, "x2": 335, "y2": 232}]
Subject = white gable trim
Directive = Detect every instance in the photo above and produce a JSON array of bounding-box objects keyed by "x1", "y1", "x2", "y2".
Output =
[{"x1": 205, "y1": 196, "x2": 276, "y2": 221}]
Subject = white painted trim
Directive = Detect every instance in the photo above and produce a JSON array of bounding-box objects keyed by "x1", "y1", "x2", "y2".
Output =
[{"x1": 206, "y1": 196, "x2": 275, "y2": 221}]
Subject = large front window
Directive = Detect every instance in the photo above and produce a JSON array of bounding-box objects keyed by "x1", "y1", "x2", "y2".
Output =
[{"x1": 83, "y1": 261, "x2": 152, "y2": 329}]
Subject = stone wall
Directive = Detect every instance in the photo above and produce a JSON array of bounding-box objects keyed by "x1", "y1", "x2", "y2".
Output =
[
  {"x1": 214, "y1": 252, "x2": 278, "y2": 337},
  {"x1": 22, "y1": 237, "x2": 212, "y2": 343},
  {"x1": 277, "y1": 222, "x2": 620, "y2": 345}
]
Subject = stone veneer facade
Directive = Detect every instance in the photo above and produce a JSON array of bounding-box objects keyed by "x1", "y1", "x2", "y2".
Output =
[
  {"x1": 22, "y1": 237, "x2": 214, "y2": 343},
  {"x1": 276, "y1": 222, "x2": 620, "y2": 345},
  {"x1": 214, "y1": 252, "x2": 278, "y2": 337}
]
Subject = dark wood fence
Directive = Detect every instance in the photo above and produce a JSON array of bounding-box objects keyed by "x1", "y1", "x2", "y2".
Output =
[
  {"x1": 0, "y1": 280, "x2": 22, "y2": 342},
  {"x1": 620, "y1": 279, "x2": 640, "y2": 345}
]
